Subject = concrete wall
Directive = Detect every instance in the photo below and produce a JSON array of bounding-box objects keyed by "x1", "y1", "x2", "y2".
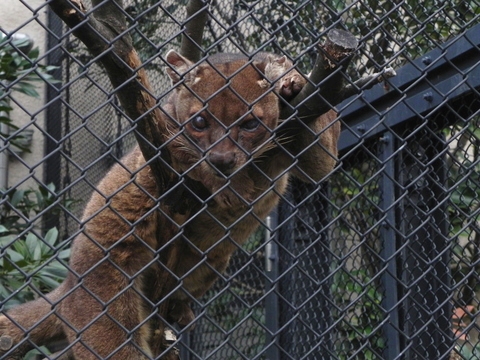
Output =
[{"x1": 1, "y1": 0, "x2": 49, "y2": 189}]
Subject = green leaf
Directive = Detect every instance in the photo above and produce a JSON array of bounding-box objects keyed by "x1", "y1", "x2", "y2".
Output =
[
  {"x1": 0, "y1": 282, "x2": 11, "y2": 299},
  {"x1": 0, "y1": 255, "x2": 13, "y2": 271},
  {"x1": 6, "y1": 247, "x2": 25, "y2": 262},
  {"x1": 12, "y1": 82, "x2": 39, "y2": 97},
  {"x1": 365, "y1": 349, "x2": 374, "y2": 360},
  {"x1": 43, "y1": 65, "x2": 58, "y2": 72},
  {"x1": 0, "y1": 104, "x2": 13, "y2": 113},
  {"x1": 25, "y1": 346, "x2": 52, "y2": 360},
  {"x1": 25, "y1": 232, "x2": 39, "y2": 257},
  {"x1": 34, "y1": 275, "x2": 61, "y2": 289},
  {"x1": 0, "y1": 234, "x2": 15, "y2": 246},
  {"x1": 10, "y1": 37, "x2": 30, "y2": 50},
  {"x1": 27, "y1": 47, "x2": 39, "y2": 60},
  {"x1": 44, "y1": 227, "x2": 58, "y2": 247},
  {"x1": 364, "y1": 326, "x2": 373, "y2": 335},
  {"x1": 33, "y1": 242, "x2": 42, "y2": 261},
  {"x1": 10, "y1": 189, "x2": 25, "y2": 207},
  {"x1": 38, "y1": 266, "x2": 67, "y2": 279},
  {"x1": 46, "y1": 182, "x2": 56, "y2": 194},
  {"x1": 58, "y1": 249, "x2": 71, "y2": 260},
  {"x1": 376, "y1": 336, "x2": 386, "y2": 348}
]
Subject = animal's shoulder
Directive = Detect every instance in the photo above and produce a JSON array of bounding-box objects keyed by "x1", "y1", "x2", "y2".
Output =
[{"x1": 82, "y1": 147, "x2": 157, "y2": 219}]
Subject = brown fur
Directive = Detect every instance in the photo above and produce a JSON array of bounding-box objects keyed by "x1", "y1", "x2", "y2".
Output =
[{"x1": 0, "y1": 51, "x2": 340, "y2": 359}]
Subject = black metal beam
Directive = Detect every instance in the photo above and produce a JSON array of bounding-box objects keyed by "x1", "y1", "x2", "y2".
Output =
[
  {"x1": 338, "y1": 22, "x2": 480, "y2": 152},
  {"x1": 264, "y1": 212, "x2": 280, "y2": 360},
  {"x1": 378, "y1": 131, "x2": 401, "y2": 359},
  {"x1": 44, "y1": 8, "x2": 64, "y2": 234}
]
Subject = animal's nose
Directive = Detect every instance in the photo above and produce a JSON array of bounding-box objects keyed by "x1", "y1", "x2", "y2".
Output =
[{"x1": 208, "y1": 151, "x2": 236, "y2": 175}]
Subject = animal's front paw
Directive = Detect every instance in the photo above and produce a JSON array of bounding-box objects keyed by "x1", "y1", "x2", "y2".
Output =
[
  {"x1": 279, "y1": 72, "x2": 306, "y2": 99},
  {"x1": 167, "y1": 301, "x2": 196, "y2": 330},
  {"x1": 263, "y1": 55, "x2": 307, "y2": 100}
]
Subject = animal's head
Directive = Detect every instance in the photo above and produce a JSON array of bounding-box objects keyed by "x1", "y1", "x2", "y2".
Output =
[{"x1": 164, "y1": 50, "x2": 285, "y2": 183}]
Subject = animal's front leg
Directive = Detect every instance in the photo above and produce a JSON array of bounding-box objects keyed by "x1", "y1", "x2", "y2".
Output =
[
  {"x1": 264, "y1": 55, "x2": 308, "y2": 100},
  {"x1": 290, "y1": 110, "x2": 341, "y2": 182}
]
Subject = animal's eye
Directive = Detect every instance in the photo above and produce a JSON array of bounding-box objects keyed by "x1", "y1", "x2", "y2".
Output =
[
  {"x1": 241, "y1": 119, "x2": 260, "y2": 131},
  {"x1": 191, "y1": 116, "x2": 208, "y2": 131}
]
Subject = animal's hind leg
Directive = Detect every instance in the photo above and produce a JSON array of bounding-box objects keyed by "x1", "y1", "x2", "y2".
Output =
[
  {"x1": 60, "y1": 269, "x2": 151, "y2": 360},
  {"x1": 59, "y1": 262, "x2": 154, "y2": 359}
]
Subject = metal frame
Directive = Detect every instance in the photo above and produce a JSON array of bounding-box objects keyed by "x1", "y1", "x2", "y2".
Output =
[
  {"x1": 338, "y1": 22, "x2": 480, "y2": 152},
  {"x1": 270, "y1": 22, "x2": 480, "y2": 360}
]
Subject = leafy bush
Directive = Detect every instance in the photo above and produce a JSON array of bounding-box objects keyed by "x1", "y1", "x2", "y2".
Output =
[
  {"x1": 0, "y1": 184, "x2": 71, "y2": 309},
  {"x1": 0, "y1": 33, "x2": 68, "y2": 359},
  {"x1": 0, "y1": 31, "x2": 68, "y2": 310},
  {"x1": 331, "y1": 268, "x2": 385, "y2": 360},
  {"x1": 0, "y1": 32, "x2": 57, "y2": 151}
]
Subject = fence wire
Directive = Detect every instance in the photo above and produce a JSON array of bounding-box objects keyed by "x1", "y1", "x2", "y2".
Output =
[{"x1": 0, "y1": 0, "x2": 479, "y2": 359}]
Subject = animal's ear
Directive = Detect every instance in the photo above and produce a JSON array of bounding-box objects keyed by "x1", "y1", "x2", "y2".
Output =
[
  {"x1": 252, "y1": 55, "x2": 283, "y2": 75},
  {"x1": 165, "y1": 50, "x2": 195, "y2": 85},
  {"x1": 264, "y1": 55, "x2": 289, "y2": 81},
  {"x1": 252, "y1": 55, "x2": 289, "y2": 89}
]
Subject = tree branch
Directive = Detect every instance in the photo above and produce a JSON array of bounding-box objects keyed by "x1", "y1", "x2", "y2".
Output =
[
  {"x1": 48, "y1": 0, "x2": 173, "y2": 188},
  {"x1": 180, "y1": 0, "x2": 209, "y2": 61},
  {"x1": 281, "y1": 29, "x2": 359, "y2": 122},
  {"x1": 280, "y1": 29, "x2": 397, "y2": 123},
  {"x1": 48, "y1": 2, "x2": 194, "y2": 358},
  {"x1": 342, "y1": 67, "x2": 397, "y2": 98}
]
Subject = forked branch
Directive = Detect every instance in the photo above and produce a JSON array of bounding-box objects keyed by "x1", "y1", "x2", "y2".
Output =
[
  {"x1": 281, "y1": 29, "x2": 358, "y2": 122},
  {"x1": 281, "y1": 29, "x2": 396, "y2": 122},
  {"x1": 48, "y1": 0, "x2": 172, "y2": 188}
]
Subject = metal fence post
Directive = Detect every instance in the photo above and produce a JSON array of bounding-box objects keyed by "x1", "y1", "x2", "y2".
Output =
[
  {"x1": 278, "y1": 180, "x2": 333, "y2": 359},
  {"x1": 44, "y1": 9, "x2": 64, "y2": 232},
  {"x1": 398, "y1": 126, "x2": 452, "y2": 359},
  {"x1": 378, "y1": 131, "x2": 401, "y2": 359},
  {"x1": 265, "y1": 211, "x2": 280, "y2": 360}
]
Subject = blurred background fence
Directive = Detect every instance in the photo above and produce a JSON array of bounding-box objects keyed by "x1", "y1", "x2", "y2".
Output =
[{"x1": 1, "y1": 0, "x2": 480, "y2": 359}]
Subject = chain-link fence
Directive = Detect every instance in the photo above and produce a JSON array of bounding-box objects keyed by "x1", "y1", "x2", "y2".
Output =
[{"x1": 0, "y1": 0, "x2": 479, "y2": 359}]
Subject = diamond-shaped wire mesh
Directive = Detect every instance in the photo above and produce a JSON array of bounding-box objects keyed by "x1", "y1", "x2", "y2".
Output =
[{"x1": 0, "y1": 0, "x2": 479, "y2": 359}]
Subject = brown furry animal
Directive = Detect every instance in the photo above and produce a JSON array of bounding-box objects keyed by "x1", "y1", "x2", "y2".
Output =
[{"x1": 0, "y1": 51, "x2": 340, "y2": 359}]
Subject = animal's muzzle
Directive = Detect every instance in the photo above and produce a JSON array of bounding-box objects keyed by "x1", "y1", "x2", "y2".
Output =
[{"x1": 207, "y1": 151, "x2": 236, "y2": 175}]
